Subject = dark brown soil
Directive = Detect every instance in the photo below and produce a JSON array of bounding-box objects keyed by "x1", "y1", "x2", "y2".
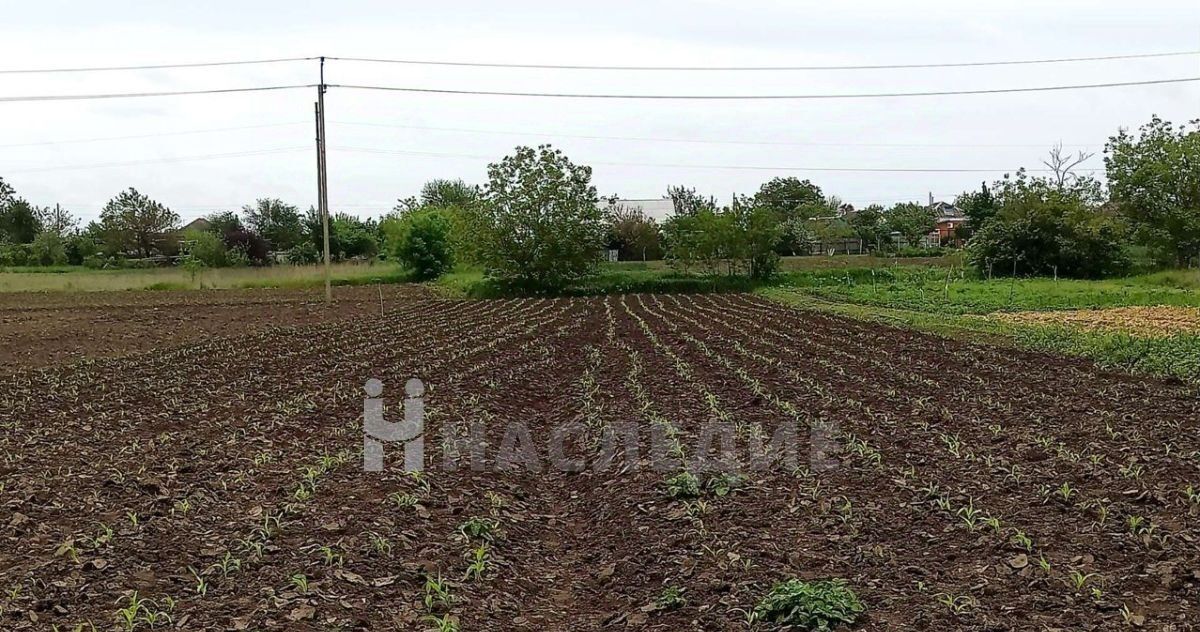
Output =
[
  {"x1": 0, "y1": 291, "x2": 1196, "y2": 631},
  {"x1": 0, "y1": 286, "x2": 429, "y2": 371}
]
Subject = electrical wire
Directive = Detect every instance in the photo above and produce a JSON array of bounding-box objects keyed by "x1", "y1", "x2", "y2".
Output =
[
  {"x1": 327, "y1": 50, "x2": 1200, "y2": 71},
  {"x1": 331, "y1": 145, "x2": 1098, "y2": 173},
  {"x1": 331, "y1": 120, "x2": 1092, "y2": 149},
  {"x1": 0, "y1": 57, "x2": 316, "y2": 74},
  {"x1": 0, "y1": 85, "x2": 316, "y2": 103},
  {"x1": 329, "y1": 76, "x2": 1200, "y2": 100}
]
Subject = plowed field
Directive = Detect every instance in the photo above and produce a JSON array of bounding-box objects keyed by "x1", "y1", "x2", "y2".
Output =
[{"x1": 1, "y1": 292, "x2": 1197, "y2": 631}]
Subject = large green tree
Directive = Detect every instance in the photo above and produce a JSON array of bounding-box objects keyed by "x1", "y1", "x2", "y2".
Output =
[
  {"x1": 419, "y1": 179, "x2": 481, "y2": 210},
  {"x1": 886, "y1": 202, "x2": 936, "y2": 248},
  {"x1": 966, "y1": 169, "x2": 1127, "y2": 278},
  {"x1": 848, "y1": 204, "x2": 892, "y2": 251},
  {"x1": 243, "y1": 198, "x2": 303, "y2": 250},
  {"x1": 1105, "y1": 116, "x2": 1200, "y2": 267},
  {"x1": 604, "y1": 205, "x2": 662, "y2": 261},
  {"x1": 752, "y1": 177, "x2": 824, "y2": 219},
  {"x1": 99, "y1": 189, "x2": 180, "y2": 257},
  {"x1": 477, "y1": 145, "x2": 605, "y2": 288}
]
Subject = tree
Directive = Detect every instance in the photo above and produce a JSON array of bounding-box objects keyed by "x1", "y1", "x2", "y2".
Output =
[
  {"x1": 848, "y1": 204, "x2": 892, "y2": 252},
  {"x1": 387, "y1": 208, "x2": 455, "y2": 280},
  {"x1": 0, "y1": 198, "x2": 42, "y2": 244},
  {"x1": 886, "y1": 202, "x2": 936, "y2": 248},
  {"x1": 419, "y1": 179, "x2": 481, "y2": 210},
  {"x1": 955, "y1": 182, "x2": 998, "y2": 239},
  {"x1": 39, "y1": 204, "x2": 79, "y2": 237},
  {"x1": 605, "y1": 205, "x2": 662, "y2": 261},
  {"x1": 243, "y1": 198, "x2": 303, "y2": 250},
  {"x1": 99, "y1": 189, "x2": 179, "y2": 258},
  {"x1": 1105, "y1": 116, "x2": 1200, "y2": 267},
  {"x1": 222, "y1": 226, "x2": 271, "y2": 265},
  {"x1": 30, "y1": 231, "x2": 67, "y2": 265},
  {"x1": 752, "y1": 177, "x2": 824, "y2": 220},
  {"x1": 665, "y1": 186, "x2": 718, "y2": 216},
  {"x1": 476, "y1": 145, "x2": 605, "y2": 289},
  {"x1": 966, "y1": 169, "x2": 1127, "y2": 278},
  {"x1": 184, "y1": 229, "x2": 229, "y2": 267},
  {"x1": 204, "y1": 211, "x2": 243, "y2": 235}
]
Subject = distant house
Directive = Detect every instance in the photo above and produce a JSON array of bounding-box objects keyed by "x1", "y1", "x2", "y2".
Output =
[
  {"x1": 929, "y1": 200, "x2": 966, "y2": 246},
  {"x1": 180, "y1": 217, "x2": 212, "y2": 233}
]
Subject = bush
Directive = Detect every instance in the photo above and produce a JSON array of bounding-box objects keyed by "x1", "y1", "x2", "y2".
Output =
[
  {"x1": 0, "y1": 243, "x2": 32, "y2": 267},
  {"x1": 388, "y1": 208, "x2": 454, "y2": 280},
  {"x1": 65, "y1": 235, "x2": 98, "y2": 266},
  {"x1": 30, "y1": 231, "x2": 68, "y2": 266},
  {"x1": 966, "y1": 172, "x2": 1129, "y2": 278},
  {"x1": 185, "y1": 229, "x2": 229, "y2": 267},
  {"x1": 752, "y1": 579, "x2": 865, "y2": 630},
  {"x1": 287, "y1": 241, "x2": 320, "y2": 264},
  {"x1": 476, "y1": 145, "x2": 606, "y2": 289},
  {"x1": 221, "y1": 227, "x2": 270, "y2": 265}
]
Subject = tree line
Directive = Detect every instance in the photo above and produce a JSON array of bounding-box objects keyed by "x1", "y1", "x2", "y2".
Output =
[{"x1": 2, "y1": 115, "x2": 1195, "y2": 285}]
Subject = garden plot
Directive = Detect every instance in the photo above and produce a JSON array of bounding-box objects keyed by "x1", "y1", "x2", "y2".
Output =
[{"x1": 0, "y1": 292, "x2": 1197, "y2": 630}]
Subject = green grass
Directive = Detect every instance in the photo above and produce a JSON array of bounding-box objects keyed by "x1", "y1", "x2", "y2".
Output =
[
  {"x1": 761, "y1": 287, "x2": 1200, "y2": 383},
  {"x1": 0, "y1": 262, "x2": 408, "y2": 292},
  {"x1": 779, "y1": 266, "x2": 1200, "y2": 314}
]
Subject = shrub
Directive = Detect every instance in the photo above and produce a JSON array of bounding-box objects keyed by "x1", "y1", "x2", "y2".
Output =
[
  {"x1": 388, "y1": 208, "x2": 455, "y2": 280},
  {"x1": 65, "y1": 235, "x2": 98, "y2": 266},
  {"x1": 30, "y1": 231, "x2": 68, "y2": 266},
  {"x1": 752, "y1": 579, "x2": 865, "y2": 630},
  {"x1": 287, "y1": 242, "x2": 320, "y2": 264},
  {"x1": 185, "y1": 229, "x2": 229, "y2": 267},
  {"x1": 0, "y1": 243, "x2": 32, "y2": 267},
  {"x1": 966, "y1": 171, "x2": 1129, "y2": 279},
  {"x1": 221, "y1": 227, "x2": 270, "y2": 265},
  {"x1": 476, "y1": 145, "x2": 605, "y2": 289}
]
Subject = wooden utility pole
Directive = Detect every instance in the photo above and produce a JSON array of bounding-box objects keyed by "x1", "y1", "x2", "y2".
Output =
[{"x1": 315, "y1": 56, "x2": 332, "y2": 303}]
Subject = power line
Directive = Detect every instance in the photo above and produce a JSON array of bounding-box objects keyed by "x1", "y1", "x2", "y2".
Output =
[
  {"x1": 0, "y1": 122, "x2": 309, "y2": 148},
  {"x1": 332, "y1": 120, "x2": 1093, "y2": 149},
  {"x1": 331, "y1": 145, "x2": 1098, "y2": 173},
  {"x1": 329, "y1": 76, "x2": 1200, "y2": 100},
  {"x1": 3, "y1": 77, "x2": 1194, "y2": 104},
  {"x1": 328, "y1": 50, "x2": 1200, "y2": 71},
  {"x1": 3, "y1": 147, "x2": 310, "y2": 174},
  {"x1": 0, "y1": 57, "x2": 316, "y2": 75},
  {"x1": 0, "y1": 84, "x2": 316, "y2": 103}
]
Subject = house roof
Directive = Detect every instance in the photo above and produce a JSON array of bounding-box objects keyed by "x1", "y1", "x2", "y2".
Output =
[{"x1": 180, "y1": 217, "x2": 212, "y2": 233}]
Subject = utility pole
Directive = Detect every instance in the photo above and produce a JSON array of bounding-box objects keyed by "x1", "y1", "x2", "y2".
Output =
[{"x1": 315, "y1": 56, "x2": 332, "y2": 303}]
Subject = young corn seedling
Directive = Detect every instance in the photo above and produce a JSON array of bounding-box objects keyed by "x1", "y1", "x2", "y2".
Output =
[
  {"x1": 957, "y1": 499, "x2": 982, "y2": 532},
  {"x1": 1066, "y1": 570, "x2": 1098, "y2": 592},
  {"x1": 289, "y1": 574, "x2": 310, "y2": 594},
  {"x1": 464, "y1": 544, "x2": 489, "y2": 581},
  {"x1": 421, "y1": 614, "x2": 460, "y2": 632},
  {"x1": 423, "y1": 574, "x2": 454, "y2": 612},
  {"x1": 208, "y1": 552, "x2": 241, "y2": 579},
  {"x1": 187, "y1": 567, "x2": 208, "y2": 596},
  {"x1": 1011, "y1": 530, "x2": 1033, "y2": 552},
  {"x1": 316, "y1": 546, "x2": 344, "y2": 567},
  {"x1": 1056, "y1": 483, "x2": 1076, "y2": 502},
  {"x1": 935, "y1": 593, "x2": 977, "y2": 615}
]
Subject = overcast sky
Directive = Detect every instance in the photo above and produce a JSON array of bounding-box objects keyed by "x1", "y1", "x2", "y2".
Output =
[{"x1": 2, "y1": 0, "x2": 1198, "y2": 224}]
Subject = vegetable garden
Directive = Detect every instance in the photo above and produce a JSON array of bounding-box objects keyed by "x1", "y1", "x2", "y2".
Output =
[{"x1": 0, "y1": 291, "x2": 1197, "y2": 630}]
